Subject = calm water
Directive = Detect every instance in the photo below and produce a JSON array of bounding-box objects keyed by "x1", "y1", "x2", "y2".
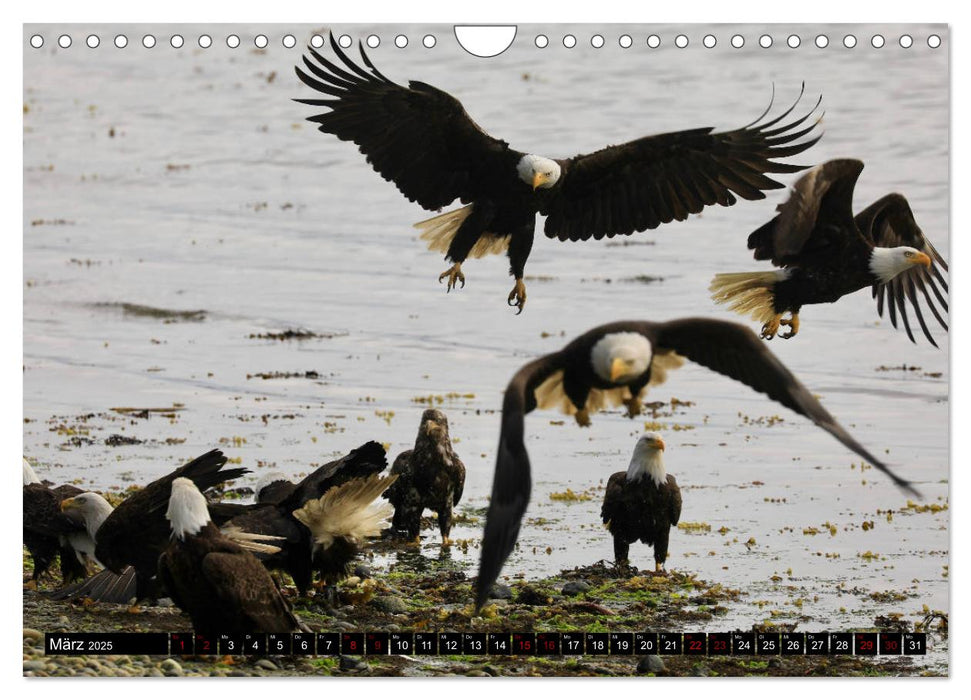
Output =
[{"x1": 23, "y1": 24, "x2": 949, "y2": 670}]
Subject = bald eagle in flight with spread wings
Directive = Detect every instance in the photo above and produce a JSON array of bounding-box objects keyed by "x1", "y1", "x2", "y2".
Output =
[
  {"x1": 474, "y1": 318, "x2": 918, "y2": 610},
  {"x1": 710, "y1": 159, "x2": 948, "y2": 345},
  {"x1": 295, "y1": 33, "x2": 821, "y2": 313}
]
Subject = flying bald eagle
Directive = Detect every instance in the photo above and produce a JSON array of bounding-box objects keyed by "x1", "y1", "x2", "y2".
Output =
[
  {"x1": 474, "y1": 318, "x2": 918, "y2": 610},
  {"x1": 385, "y1": 409, "x2": 467, "y2": 544},
  {"x1": 601, "y1": 434, "x2": 682, "y2": 573},
  {"x1": 295, "y1": 34, "x2": 821, "y2": 312},
  {"x1": 710, "y1": 159, "x2": 948, "y2": 344},
  {"x1": 157, "y1": 478, "x2": 307, "y2": 633},
  {"x1": 221, "y1": 441, "x2": 389, "y2": 595},
  {"x1": 53, "y1": 449, "x2": 248, "y2": 605},
  {"x1": 23, "y1": 460, "x2": 96, "y2": 587}
]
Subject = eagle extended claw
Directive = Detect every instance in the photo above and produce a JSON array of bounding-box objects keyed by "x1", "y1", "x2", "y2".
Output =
[
  {"x1": 761, "y1": 314, "x2": 783, "y2": 340},
  {"x1": 574, "y1": 408, "x2": 591, "y2": 427},
  {"x1": 507, "y1": 277, "x2": 527, "y2": 314},
  {"x1": 438, "y1": 263, "x2": 465, "y2": 292},
  {"x1": 779, "y1": 313, "x2": 800, "y2": 339}
]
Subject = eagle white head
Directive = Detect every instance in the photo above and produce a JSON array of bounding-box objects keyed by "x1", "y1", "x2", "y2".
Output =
[
  {"x1": 517, "y1": 154, "x2": 561, "y2": 190},
  {"x1": 626, "y1": 432, "x2": 667, "y2": 486},
  {"x1": 868, "y1": 246, "x2": 932, "y2": 283},
  {"x1": 166, "y1": 477, "x2": 211, "y2": 540},
  {"x1": 23, "y1": 459, "x2": 41, "y2": 486},
  {"x1": 591, "y1": 332, "x2": 653, "y2": 384},
  {"x1": 60, "y1": 492, "x2": 114, "y2": 541}
]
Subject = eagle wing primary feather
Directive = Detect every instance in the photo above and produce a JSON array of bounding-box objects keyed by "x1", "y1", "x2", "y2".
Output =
[
  {"x1": 859, "y1": 194, "x2": 948, "y2": 346},
  {"x1": 541, "y1": 88, "x2": 822, "y2": 242},
  {"x1": 295, "y1": 34, "x2": 522, "y2": 211},
  {"x1": 651, "y1": 318, "x2": 918, "y2": 495}
]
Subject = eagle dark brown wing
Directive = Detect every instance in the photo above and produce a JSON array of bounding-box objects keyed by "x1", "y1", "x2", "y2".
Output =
[
  {"x1": 283, "y1": 441, "x2": 387, "y2": 511},
  {"x1": 649, "y1": 318, "x2": 916, "y2": 494},
  {"x1": 540, "y1": 89, "x2": 822, "y2": 242},
  {"x1": 858, "y1": 194, "x2": 949, "y2": 346},
  {"x1": 200, "y1": 551, "x2": 303, "y2": 633},
  {"x1": 747, "y1": 158, "x2": 865, "y2": 266},
  {"x1": 296, "y1": 34, "x2": 522, "y2": 210}
]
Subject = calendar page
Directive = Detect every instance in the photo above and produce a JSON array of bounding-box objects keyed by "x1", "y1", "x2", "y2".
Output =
[{"x1": 22, "y1": 23, "x2": 949, "y2": 678}]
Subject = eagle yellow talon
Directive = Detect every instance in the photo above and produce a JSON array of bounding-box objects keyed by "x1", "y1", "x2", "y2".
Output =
[
  {"x1": 761, "y1": 315, "x2": 783, "y2": 340},
  {"x1": 574, "y1": 409, "x2": 591, "y2": 427},
  {"x1": 624, "y1": 397, "x2": 642, "y2": 419},
  {"x1": 779, "y1": 314, "x2": 800, "y2": 339},
  {"x1": 507, "y1": 278, "x2": 527, "y2": 314},
  {"x1": 438, "y1": 263, "x2": 465, "y2": 292}
]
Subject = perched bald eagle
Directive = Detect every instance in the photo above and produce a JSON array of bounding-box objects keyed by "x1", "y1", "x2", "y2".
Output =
[
  {"x1": 474, "y1": 318, "x2": 918, "y2": 610},
  {"x1": 23, "y1": 460, "x2": 94, "y2": 587},
  {"x1": 157, "y1": 478, "x2": 307, "y2": 633},
  {"x1": 295, "y1": 34, "x2": 820, "y2": 312},
  {"x1": 221, "y1": 441, "x2": 389, "y2": 594},
  {"x1": 601, "y1": 434, "x2": 682, "y2": 573},
  {"x1": 710, "y1": 159, "x2": 948, "y2": 344},
  {"x1": 53, "y1": 450, "x2": 248, "y2": 605},
  {"x1": 385, "y1": 409, "x2": 467, "y2": 544}
]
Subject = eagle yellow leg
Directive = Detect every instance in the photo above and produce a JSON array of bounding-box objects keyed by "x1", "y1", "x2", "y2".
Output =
[
  {"x1": 760, "y1": 314, "x2": 783, "y2": 340},
  {"x1": 126, "y1": 604, "x2": 143, "y2": 614},
  {"x1": 624, "y1": 396, "x2": 642, "y2": 419},
  {"x1": 438, "y1": 263, "x2": 465, "y2": 292},
  {"x1": 780, "y1": 313, "x2": 800, "y2": 339},
  {"x1": 574, "y1": 409, "x2": 591, "y2": 427},
  {"x1": 507, "y1": 278, "x2": 527, "y2": 315},
  {"x1": 441, "y1": 535, "x2": 452, "y2": 547}
]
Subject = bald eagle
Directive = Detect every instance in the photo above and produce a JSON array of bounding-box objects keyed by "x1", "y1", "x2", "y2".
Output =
[
  {"x1": 221, "y1": 441, "x2": 389, "y2": 594},
  {"x1": 295, "y1": 34, "x2": 821, "y2": 313},
  {"x1": 474, "y1": 318, "x2": 918, "y2": 610},
  {"x1": 157, "y1": 478, "x2": 307, "y2": 633},
  {"x1": 53, "y1": 449, "x2": 248, "y2": 605},
  {"x1": 710, "y1": 159, "x2": 948, "y2": 344},
  {"x1": 385, "y1": 409, "x2": 467, "y2": 544},
  {"x1": 601, "y1": 434, "x2": 682, "y2": 573},
  {"x1": 23, "y1": 460, "x2": 94, "y2": 587}
]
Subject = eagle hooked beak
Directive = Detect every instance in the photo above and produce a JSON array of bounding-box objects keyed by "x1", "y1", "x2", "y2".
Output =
[
  {"x1": 60, "y1": 497, "x2": 76, "y2": 512},
  {"x1": 532, "y1": 172, "x2": 548, "y2": 191},
  {"x1": 914, "y1": 251, "x2": 932, "y2": 270},
  {"x1": 651, "y1": 436, "x2": 666, "y2": 451},
  {"x1": 610, "y1": 357, "x2": 630, "y2": 382}
]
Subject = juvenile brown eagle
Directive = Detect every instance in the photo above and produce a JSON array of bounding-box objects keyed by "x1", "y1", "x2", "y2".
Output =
[
  {"x1": 295, "y1": 34, "x2": 821, "y2": 313},
  {"x1": 474, "y1": 318, "x2": 918, "y2": 610},
  {"x1": 601, "y1": 434, "x2": 682, "y2": 573},
  {"x1": 710, "y1": 159, "x2": 948, "y2": 344},
  {"x1": 385, "y1": 409, "x2": 466, "y2": 544}
]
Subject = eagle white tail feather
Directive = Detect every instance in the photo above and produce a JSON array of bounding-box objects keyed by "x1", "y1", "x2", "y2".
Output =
[
  {"x1": 292, "y1": 474, "x2": 398, "y2": 550},
  {"x1": 414, "y1": 205, "x2": 510, "y2": 259},
  {"x1": 220, "y1": 526, "x2": 286, "y2": 555},
  {"x1": 709, "y1": 271, "x2": 788, "y2": 325}
]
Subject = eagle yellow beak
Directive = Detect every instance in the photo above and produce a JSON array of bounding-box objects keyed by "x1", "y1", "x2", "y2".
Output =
[
  {"x1": 532, "y1": 172, "x2": 547, "y2": 191},
  {"x1": 60, "y1": 497, "x2": 76, "y2": 512},
  {"x1": 914, "y1": 251, "x2": 932, "y2": 270},
  {"x1": 649, "y1": 436, "x2": 666, "y2": 451},
  {"x1": 610, "y1": 357, "x2": 628, "y2": 382}
]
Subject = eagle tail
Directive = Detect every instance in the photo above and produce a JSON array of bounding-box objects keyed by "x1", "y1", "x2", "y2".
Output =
[
  {"x1": 414, "y1": 205, "x2": 509, "y2": 259},
  {"x1": 292, "y1": 474, "x2": 397, "y2": 550},
  {"x1": 220, "y1": 526, "x2": 286, "y2": 555},
  {"x1": 709, "y1": 271, "x2": 788, "y2": 325},
  {"x1": 48, "y1": 566, "x2": 138, "y2": 605}
]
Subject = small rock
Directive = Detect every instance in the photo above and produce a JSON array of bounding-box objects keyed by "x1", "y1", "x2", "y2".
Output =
[
  {"x1": 23, "y1": 660, "x2": 46, "y2": 672},
  {"x1": 637, "y1": 655, "x2": 666, "y2": 674},
  {"x1": 353, "y1": 564, "x2": 372, "y2": 579},
  {"x1": 255, "y1": 659, "x2": 279, "y2": 671},
  {"x1": 56, "y1": 616, "x2": 70, "y2": 627},
  {"x1": 516, "y1": 585, "x2": 553, "y2": 606},
  {"x1": 160, "y1": 658, "x2": 183, "y2": 676},
  {"x1": 339, "y1": 655, "x2": 367, "y2": 672},
  {"x1": 372, "y1": 595, "x2": 408, "y2": 614},
  {"x1": 768, "y1": 658, "x2": 782, "y2": 668},
  {"x1": 23, "y1": 628, "x2": 44, "y2": 643},
  {"x1": 692, "y1": 663, "x2": 711, "y2": 677},
  {"x1": 482, "y1": 664, "x2": 501, "y2": 676},
  {"x1": 561, "y1": 580, "x2": 591, "y2": 596},
  {"x1": 488, "y1": 583, "x2": 513, "y2": 600},
  {"x1": 465, "y1": 670, "x2": 490, "y2": 677}
]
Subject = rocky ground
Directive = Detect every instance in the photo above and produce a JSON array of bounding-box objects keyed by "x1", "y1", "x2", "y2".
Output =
[{"x1": 22, "y1": 553, "x2": 942, "y2": 678}]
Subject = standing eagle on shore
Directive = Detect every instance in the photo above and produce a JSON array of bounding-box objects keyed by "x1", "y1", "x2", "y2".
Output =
[
  {"x1": 601, "y1": 434, "x2": 682, "y2": 573},
  {"x1": 158, "y1": 478, "x2": 307, "y2": 633},
  {"x1": 295, "y1": 34, "x2": 821, "y2": 313},
  {"x1": 385, "y1": 409, "x2": 466, "y2": 545},
  {"x1": 474, "y1": 318, "x2": 918, "y2": 610},
  {"x1": 710, "y1": 159, "x2": 948, "y2": 345}
]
